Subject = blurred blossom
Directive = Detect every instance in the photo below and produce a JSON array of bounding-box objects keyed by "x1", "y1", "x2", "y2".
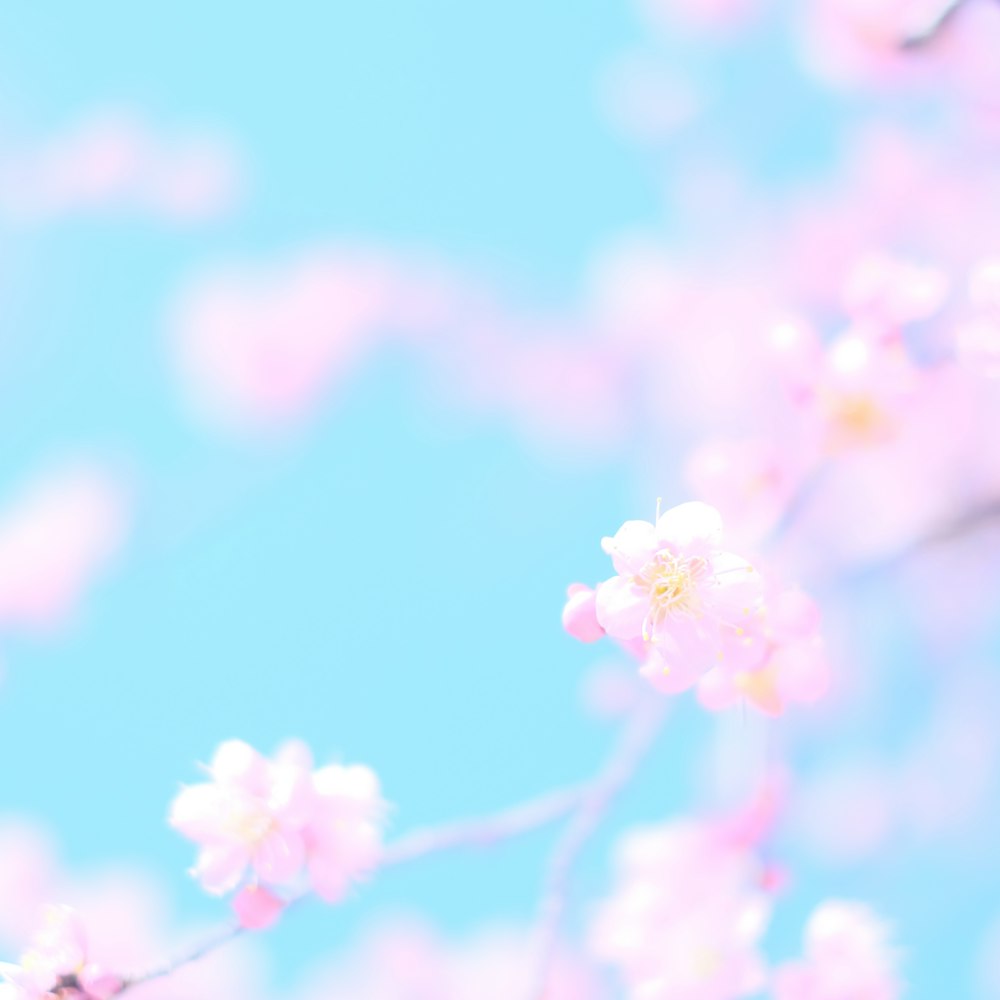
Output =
[
  {"x1": 772, "y1": 901, "x2": 901, "y2": 1000},
  {"x1": 0, "y1": 465, "x2": 129, "y2": 633},
  {"x1": 591, "y1": 817, "x2": 771, "y2": 999},
  {"x1": 172, "y1": 249, "x2": 396, "y2": 430},
  {"x1": 0, "y1": 111, "x2": 242, "y2": 224},
  {"x1": 0, "y1": 818, "x2": 266, "y2": 1000}
]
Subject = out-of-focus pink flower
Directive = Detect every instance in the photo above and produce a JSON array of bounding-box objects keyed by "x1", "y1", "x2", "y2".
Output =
[
  {"x1": 772, "y1": 901, "x2": 901, "y2": 1000},
  {"x1": 785, "y1": 326, "x2": 921, "y2": 454},
  {"x1": 0, "y1": 820, "x2": 268, "y2": 1000},
  {"x1": 956, "y1": 258, "x2": 1000, "y2": 377},
  {"x1": 594, "y1": 502, "x2": 763, "y2": 691},
  {"x1": 591, "y1": 819, "x2": 770, "y2": 999},
  {"x1": 0, "y1": 906, "x2": 120, "y2": 1000},
  {"x1": 0, "y1": 112, "x2": 241, "y2": 224},
  {"x1": 173, "y1": 250, "x2": 394, "y2": 429},
  {"x1": 841, "y1": 252, "x2": 949, "y2": 328},
  {"x1": 697, "y1": 586, "x2": 830, "y2": 717},
  {"x1": 685, "y1": 438, "x2": 801, "y2": 546},
  {"x1": 170, "y1": 739, "x2": 385, "y2": 914},
  {"x1": 170, "y1": 740, "x2": 315, "y2": 897},
  {"x1": 305, "y1": 762, "x2": 385, "y2": 903},
  {"x1": 0, "y1": 466, "x2": 129, "y2": 632}
]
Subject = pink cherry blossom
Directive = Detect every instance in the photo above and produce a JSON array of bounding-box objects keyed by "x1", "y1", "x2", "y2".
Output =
[
  {"x1": 685, "y1": 438, "x2": 802, "y2": 547},
  {"x1": 696, "y1": 586, "x2": 830, "y2": 717},
  {"x1": 841, "y1": 252, "x2": 949, "y2": 328},
  {"x1": 594, "y1": 502, "x2": 764, "y2": 689},
  {"x1": 591, "y1": 818, "x2": 771, "y2": 999},
  {"x1": 772, "y1": 901, "x2": 901, "y2": 1000},
  {"x1": 788, "y1": 325, "x2": 922, "y2": 455},
  {"x1": 169, "y1": 739, "x2": 385, "y2": 914},
  {"x1": 0, "y1": 466, "x2": 129, "y2": 632},
  {"x1": 173, "y1": 250, "x2": 395, "y2": 430},
  {"x1": 0, "y1": 906, "x2": 120, "y2": 1000}
]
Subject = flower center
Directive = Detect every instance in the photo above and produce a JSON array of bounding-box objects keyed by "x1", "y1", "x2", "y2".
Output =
[
  {"x1": 636, "y1": 551, "x2": 707, "y2": 639},
  {"x1": 224, "y1": 798, "x2": 276, "y2": 847},
  {"x1": 826, "y1": 391, "x2": 891, "y2": 446}
]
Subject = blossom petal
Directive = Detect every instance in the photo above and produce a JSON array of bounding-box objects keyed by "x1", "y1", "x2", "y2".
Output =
[
  {"x1": 654, "y1": 501, "x2": 723, "y2": 553},
  {"x1": 601, "y1": 519, "x2": 656, "y2": 575},
  {"x1": 595, "y1": 575, "x2": 648, "y2": 640}
]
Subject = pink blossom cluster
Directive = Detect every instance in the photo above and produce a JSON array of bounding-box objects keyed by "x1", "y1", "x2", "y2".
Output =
[
  {"x1": 773, "y1": 901, "x2": 902, "y2": 999},
  {"x1": 591, "y1": 817, "x2": 772, "y2": 999},
  {"x1": 0, "y1": 819, "x2": 266, "y2": 1000},
  {"x1": 0, "y1": 907, "x2": 119, "y2": 1000},
  {"x1": 169, "y1": 740, "x2": 385, "y2": 927},
  {"x1": 564, "y1": 501, "x2": 828, "y2": 714}
]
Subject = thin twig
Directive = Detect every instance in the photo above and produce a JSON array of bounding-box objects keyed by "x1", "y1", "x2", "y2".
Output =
[
  {"x1": 527, "y1": 696, "x2": 668, "y2": 1000},
  {"x1": 844, "y1": 496, "x2": 1000, "y2": 584},
  {"x1": 901, "y1": 0, "x2": 968, "y2": 49},
  {"x1": 115, "y1": 922, "x2": 245, "y2": 995},
  {"x1": 381, "y1": 785, "x2": 585, "y2": 867}
]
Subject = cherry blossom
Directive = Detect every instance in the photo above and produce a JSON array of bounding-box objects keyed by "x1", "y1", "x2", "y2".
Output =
[
  {"x1": 169, "y1": 740, "x2": 385, "y2": 920},
  {"x1": 593, "y1": 502, "x2": 764, "y2": 685},
  {"x1": 591, "y1": 818, "x2": 771, "y2": 999},
  {"x1": 772, "y1": 901, "x2": 901, "y2": 1000},
  {"x1": 0, "y1": 907, "x2": 120, "y2": 1000},
  {"x1": 697, "y1": 585, "x2": 830, "y2": 717}
]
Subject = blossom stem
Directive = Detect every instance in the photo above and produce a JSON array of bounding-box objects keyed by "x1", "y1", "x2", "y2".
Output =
[
  {"x1": 380, "y1": 785, "x2": 586, "y2": 866},
  {"x1": 114, "y1": 922, "x2": 245, "y2": 995},
  {"x1": 846, "y1": 495, "x2": 1000, "y2": 582},
  {"x1": 110, "y1": 783, "x2": 589, "y2": 994},
  {"x1": 900, "y1": 0, "x2": 968, "y2": 48},
  {"x1": 526, "y1": 695, "x2": 668, "y2": 1000}
]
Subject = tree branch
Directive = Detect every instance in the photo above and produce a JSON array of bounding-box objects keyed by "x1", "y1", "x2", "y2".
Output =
[
  {"x1": 845, "y1": 495, "x2": 1000, "y2": 584},
  {"x1": 527, "y1": 696, "x2": 668, "y2": 1000},
  {"x1": 110, "y1": 778, "x2": 590, "y2": 993},
  {"x1": 901, "y1": 0, "x2": 968, "y2": 49}
]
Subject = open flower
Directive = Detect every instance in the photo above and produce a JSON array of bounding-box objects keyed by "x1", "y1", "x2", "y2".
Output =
[
  {"x1": 169, "y1": 740, "x2": 385, "y2": 922},
  {"x1": 595, "y1": 502, "x2": 763, "y2": 685}
]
